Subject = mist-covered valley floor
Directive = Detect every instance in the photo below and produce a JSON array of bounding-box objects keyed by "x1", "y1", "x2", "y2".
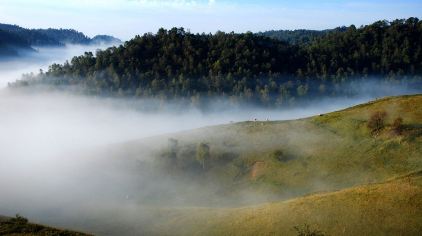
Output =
[
  {"x1": 0, "y1": 44, "x2": 115, "y2": 88},
  {"x1": 1, "y1": 48, "x2": 422, "y2": 235}
]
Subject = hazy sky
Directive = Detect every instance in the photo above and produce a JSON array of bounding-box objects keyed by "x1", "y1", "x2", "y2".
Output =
[{"x1": 1, "y1": 0, "x2": 421, "y2": 40}]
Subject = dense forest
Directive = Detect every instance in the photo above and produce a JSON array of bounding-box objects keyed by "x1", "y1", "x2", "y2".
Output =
[
  {"x1": 12, "y1": 18, "x2": 422, "y2": 106},
  {"x1": 257, "y1": 28, "x2": 346, "y2": 45},
  {"x1": 34, "y1": 28, "x2": 91, "y2": 45},
  {"x1": 0, "y1": 29, "x2": 33, "y2": 57},
  {"x1": 0, "y1": 23, "x2": 121, "y2": 57},
  {"x1": 0, "y1": 23, "x2": 60, "y2": 47}
]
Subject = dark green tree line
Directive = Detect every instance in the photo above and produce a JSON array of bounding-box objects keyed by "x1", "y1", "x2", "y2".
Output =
[{"x1": 11, "y1": 18, "x2": 422, "y2": 106}]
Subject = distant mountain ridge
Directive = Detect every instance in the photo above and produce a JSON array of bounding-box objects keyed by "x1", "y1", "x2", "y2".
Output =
[
  {"x1": 0, "y1": 29, "x2": 34, "y2": 57},
  {"x1": 0, "y1": 23, "x2": 121, "y2": 57}
]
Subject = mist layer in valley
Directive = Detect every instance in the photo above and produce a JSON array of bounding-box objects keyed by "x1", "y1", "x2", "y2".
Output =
[
  {"x1": 0, "y1": 43, "x2": 118, "y2": 88},
  {"x1": 0, "y1": 89, "x2": 420, "y2": 234},
  {"x1": 1, "y1": 48, "x2": 422, "y2": 235}
]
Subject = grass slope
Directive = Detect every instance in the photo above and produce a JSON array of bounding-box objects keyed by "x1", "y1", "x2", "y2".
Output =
[
  {"x1": 69, "y1": 94, "x2": 419, "y2": 235},
  {"x1": 0, "y1": 215, "x2": 92, "y2": 236},
  {"x1": 151, "y1": 170, "x2": 422, "y2": 236},
  {"x1": 2, "y1": 95, "x2": 421, "y2": 235},
  {"x1": 118, "y1": 94, "x2": 422, "y2": 203},
  {"x1": 123, "y1": 94, "x2": 420, "y2": 236}
]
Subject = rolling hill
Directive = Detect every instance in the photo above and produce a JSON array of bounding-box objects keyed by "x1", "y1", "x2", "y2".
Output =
[
  {"x1": 112, "y1": 94, "x2": 422, "y2": 204},
  {"x1": 59, "y1": 94, "x2": 420, "y2": 235},
  {"x1": 1, "y1": 94, "x2": 420, "y2": 235}
]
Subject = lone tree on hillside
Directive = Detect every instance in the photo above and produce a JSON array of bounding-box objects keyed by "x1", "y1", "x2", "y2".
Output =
[
  {"x1": 367, "y1": 110, "x2": 387, "y2": 135},
  {"x1": 196, "y1": 142, "x2": 210, "y2": 170}
]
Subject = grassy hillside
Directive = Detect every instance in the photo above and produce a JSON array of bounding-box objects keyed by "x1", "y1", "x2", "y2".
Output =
[
  {"x1": 114, "y1": 94, "x2": 422, "y2": 204},
  {"x1": 97, "y1": 95, "x2": 420, "y2": 235},
  {"x1": 46, "y1": 171, "x2": 421, "y2": 236},
  {"x1": 54, "y1": 94, "x2": 418, "y2": 235},
  {"x1": 0, "y1": 215, "x2": 92, "y2": 236},
  {"x1": 2, "y1": 95, "x2": 420, "y2": 235},
  {"x1": 148, "y1": 170, "x2": 422, "y2": 236}
]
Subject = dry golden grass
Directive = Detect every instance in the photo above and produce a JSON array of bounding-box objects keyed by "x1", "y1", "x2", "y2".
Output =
[
  {"x1": 137, "y1": 95, "x2": 422, "y2": 236},
  {"x1": 150, "y1": 171, "x2": 422, "y2": 236}
]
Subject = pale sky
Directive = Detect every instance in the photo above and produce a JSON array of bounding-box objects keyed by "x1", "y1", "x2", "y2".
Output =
[{"x1": 0, "y1": 0, "x2": 421, "y2": 40}]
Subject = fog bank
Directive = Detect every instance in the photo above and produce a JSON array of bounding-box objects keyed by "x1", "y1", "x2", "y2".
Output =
[
  {"x1": 0, "y1": 44, "x2": 117, "y2": 88},
  {"x1": 0, "y1": 49, "x2": 421, "y2": 234}
]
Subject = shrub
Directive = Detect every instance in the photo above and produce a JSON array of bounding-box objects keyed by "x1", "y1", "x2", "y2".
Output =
[
  {"x1": 367, "y1": 110, "x2": 387, "y2": 135},
  {"x1": 272, "y1": 150, "x2": 293, "y2": 162},
  {"x1": 10, "y1": 214, "x2": 28, "y2": 224},
  {"x1": 392, "y1": 117, "x2": 404, "y2": 135},
  {"x1": 294, "y1": 224, "x2": 326, "y2": 236}
]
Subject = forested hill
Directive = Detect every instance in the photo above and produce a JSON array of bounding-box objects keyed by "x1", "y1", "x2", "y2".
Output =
[
  {"x1": 34, "y1": 28, "x2": 91, "y2": 45},
  {"x1": 0, "y1": 23, "x2": 60, "y2": 47},
  {"x1": 12, "y1": 18, "x2": 422, "y2": 106},
  {"x1": 0, "y1": 23, "x2": 121, "y2": 57},
  {"x1": 0, "y1": 29, "x2": 34, "y2": 57},
  {"x1": 0, "y1": 23, "x2": 121, "y2": 46}
]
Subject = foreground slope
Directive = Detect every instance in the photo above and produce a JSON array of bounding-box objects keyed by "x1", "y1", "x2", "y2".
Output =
[
  {"x1": 0, "y1": 215, "x2": 91, "y2": 236},
  {"x1": 150, "y1": 170, "x2": 422, "y2": 236}
]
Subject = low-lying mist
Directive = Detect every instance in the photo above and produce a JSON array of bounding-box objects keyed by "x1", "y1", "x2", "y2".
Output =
[
  {"x1": 1, "y1": 53, "x2": 421, "y2": 234},
  {"x1": 0, "y1": 44, "x2": 117, "y2": 88},
  {"x1": 2, "y1": 82, "x2": 416, "y2": 160}
]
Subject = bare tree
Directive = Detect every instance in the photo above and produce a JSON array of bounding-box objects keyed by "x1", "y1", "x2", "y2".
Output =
[{"x1": 367, "y1": 110, "x2": 387, "y2": 135}]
